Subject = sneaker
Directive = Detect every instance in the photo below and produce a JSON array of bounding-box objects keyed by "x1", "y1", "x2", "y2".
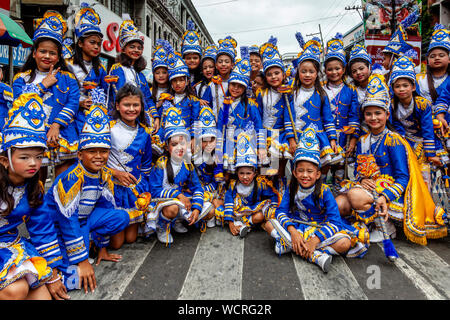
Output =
[
  {"x1": 274, "y1": 239, "x2": 291, "y2": 255},
  {"x1": 173, "y1": 220, "x2": 188, "y2": 233},
  {"x1": 315, "y1": 252, "x2": 332, "y2": 273},
  {"x1": 239, "y1": 225, "x2": 250, "y2": 238},
  {"x1": 206, "y1": 217, "x2": 216, "y2": 228},
  {"x1": 370, "y1": 220, "x2": 396, "y2": 243},
  {"x1": 156, "y1": 228, "x2": 173, "y2": 244}
]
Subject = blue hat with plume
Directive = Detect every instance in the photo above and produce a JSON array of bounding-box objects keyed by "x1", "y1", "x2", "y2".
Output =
[
  {"x1": 0, "y1": 84, "x2": 47, "y2": 153},
  {"x1": 428, "y1": 23, "x2": 450, "y2": 53},
  {"x1": 79, "y1": 88, "x2": 111, "y2": 150},
  {"x1": 361, "y1": 74, "x2": 390, "y2": 112},
  {"x1": 217, "y1": 36, "x2": 238, "y2": 61},
  {"x1": 325, "y1": 33, "x2": 346, "y2": 66},
  {"x1": 152, "y1": 39, "x2": 169, "y2": 71},
  {"x1": 119, "y1": 15, "x2": 144, "y2": 49},
  {"x1": 293, "y1": 124, "x2": 321, "y2": 168},
  {"x1": 163, "y1": 106, "x2": 190, "y2": 141},
  {"x1": 33, "y1": 11, "x2": 67, "y2": 45},
  {"x1": 181, "y1": 19, "x2": 202, "y2": 57},
  {"x1": 165, "y1": 41, "x2": 190, "y2": 81},
  {"x1": 249, "y1": 45, "x2": 260, "y2": 56},
  {"x1": 348, "y1": 43, "x2": 372, "y2": 65},
  {"x1": 383, "y1": 9, "x2": 419, "y2": 56},
  {"x1": 297, "y1": 37, "x2": 322, "y2": 65},
  {"x1": 389, "y1": 49, "x2": 417, "y2": 85},
  {"x1": 202, "y1": 44, "x2": 218, "y2": 62},
  {"x1": 260, "y1": 36, "x2": 284, "y2": 74},
  {"x1": 229, "y1": 46, "x2": 251, "y2": 88},
  {"x1": 74, "y1": 2, "x2": 102, "y2": 39},
  {"x1": 196, "y1": 106, "x2": 217, "y2": 139}
]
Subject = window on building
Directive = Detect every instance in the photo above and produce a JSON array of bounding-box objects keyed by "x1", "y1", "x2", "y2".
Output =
[
  {"x1": 111, "y1": 0, "x2": 133, "y2": 18},
  {"x1": 146, "y1": 16, "x2": 151, "y2": 37},
  {"x1": 154, "y1": 23, "x2": 158, "y2": 42}
]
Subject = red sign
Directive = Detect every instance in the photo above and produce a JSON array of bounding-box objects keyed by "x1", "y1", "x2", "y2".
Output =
[{"x1": 102, "y1": 22, "x2": 121, "y2": 53}]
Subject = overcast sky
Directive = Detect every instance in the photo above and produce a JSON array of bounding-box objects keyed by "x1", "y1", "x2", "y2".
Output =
[{"x1": 192, "y1": 0, "x2": 363, "y2": 56}]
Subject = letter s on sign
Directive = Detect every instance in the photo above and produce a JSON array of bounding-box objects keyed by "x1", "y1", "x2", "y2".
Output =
[{"x1": 103, "y1": 23, "x2": 119, "y2": 52}]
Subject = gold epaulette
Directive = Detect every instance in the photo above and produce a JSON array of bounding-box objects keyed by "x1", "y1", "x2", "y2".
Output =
[
  {"x1": 415, "y1": 96, "x2": 430, "y2": 111},
  {"x1": 416, "y1": 73, "x2": 427, "y2": 81},
  {"x1": 13, "y1": 70, "x2": 32, "y2": 82},
  {"x1": 56, "y1": 164, "x2": 85, "y2": 207},
  {"x1": 110, "y1": 63, "x2": 122, "y2": 72},
  {"x1": 384, "y1": 132, "x2": 403, "y2": 147},
  {"x1": 59, "y1": 70, "x2": 76, "y2": 80},
  {"x1": 156, "y1": 155, "x2": 168, "y2": 169},
  {"x1": 140, "y1": 122, "x2": 152, "y2": 135}
]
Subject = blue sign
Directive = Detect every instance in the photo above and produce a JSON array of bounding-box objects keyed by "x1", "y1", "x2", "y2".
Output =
[{"x1": 0, "y1": 44, "x2": 32, "y2": 67}]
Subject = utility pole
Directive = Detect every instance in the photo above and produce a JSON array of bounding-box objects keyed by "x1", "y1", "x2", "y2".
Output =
[
  {"x1": 306, "y1": 24, "x2": 324, "y2": 46},
  {"x1": 390, "y1": 0, "x2": 397, "y2": 34}
]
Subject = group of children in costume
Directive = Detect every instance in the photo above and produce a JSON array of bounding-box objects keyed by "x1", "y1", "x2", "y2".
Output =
[{"x1": 0, "y1": 4, "x2": 449, "y2": 299}]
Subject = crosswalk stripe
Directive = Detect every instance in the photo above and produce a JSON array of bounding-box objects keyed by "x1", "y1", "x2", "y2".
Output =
[
  {"x1": 69, "y1": 240, "x2": 156, "y2": 300},
  {"x1": 292, "y1": 254, "x2": 368, "y2": 300},
  {"x1": 377, "y1": 243, "x2": 446, "y2": 300},
  {"x1": 392, "y1": 243, "x2": 450, "y2": 299},
  {"x1": 178, "y1": 228, "x2": 245, "y2": 300}
]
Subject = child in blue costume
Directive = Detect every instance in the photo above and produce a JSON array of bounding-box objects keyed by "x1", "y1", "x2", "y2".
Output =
[
  {"x1": 13, "y1": 11, "x2": 80, "y2": 178},
  {"x1": 38, "y1": 89, "x2": 129, "y2": 294},
  {"x1": 347, "y1": 44, "x2": 373, "y2": 136},
  {"x1": 144, "y1": 107, "x2": 214, "y2": 245},
  {"x1": 107, "y1": 17, "x2": 160, "y2": 136},
  {"x1": 216, "y1": 46, "x2": 267, "y2": 179},
  {"x1": 256, "y1": 36, "x2": 291, "y2": 186},
  {"x1": 336, "y1": 74, "x2": 447, "y2": 245},
  {"x1": 388, "y1": 53, "x2": 443, "y2": 184},
  {"x1": 195, "y1": 45, "x2": 217, "y2": 99},
  {"x1": 0, "y1": 84, "x2": 68, "y2": 300},
  {"x1": 67, "y1": 3, "x2": 108, "y2": 136},
  {"x1": 323, "y1": 33, "x2": 360, "y2": 179},
  {"x1": 221, "y1": 126, "x2": 281, "y2": 238},
  {"x1": 0, "y1": 67, "x2": 13, "y2": 131},
  {"x1": 417, "y1": 24, "x2": 450, "y2": 156},
  {"x1": 181, "y1": 19, "x2": 203, "y2": 88},
  {"x1": 201, "y1": 36, "x2": 237, "y2": 119},
  {"x1": 107, "y1": 84, "x2": 153, "y2": 249},
  {"x1": 286, "y1": 35, "x2": 339, "y2": 170},
  {"x1": 265, "y1": 125, "x2": 353, "y2": 273},
  {"x1": 156, "y1": 42, "x2": 201, "y2": 151},
  {"x1": 192, "y1": 106, "x2": 223, "y2": 229}
]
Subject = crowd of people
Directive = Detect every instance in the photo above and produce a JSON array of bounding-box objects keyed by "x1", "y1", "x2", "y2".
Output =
[{"x1": 0, "y1": 4, "x2": 449, "y2": 300}]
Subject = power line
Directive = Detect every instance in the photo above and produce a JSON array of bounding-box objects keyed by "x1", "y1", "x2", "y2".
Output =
[
  {"x1": 211, "y1": 13, "x2": 347, "y2": 36},
  {"x1": 195, "y1": 0, "x2": 239, "y2": 7}
]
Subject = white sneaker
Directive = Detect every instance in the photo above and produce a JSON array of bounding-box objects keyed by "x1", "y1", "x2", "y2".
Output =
[
  {"x1": 315, "y1": 252, "x2": 332, "y2": 273},
  {"x1": 274, "y1": 239, "x2": 291, "y2": 255},
  {"x1": 239, "y1": 225, "x2": 250, "y2": 238},
  {"x1": 156, "y1": 228, "x2": 173, "y2": 244},
  {"x1": 173, "y1": 220, "x2": 188, "y2": 233},
  {"x1": 206, "y1": 217, "x2": 216, "y2": 228},
  {"x1": 370, "y1": 220, "x2": 396, "y2": 243}
]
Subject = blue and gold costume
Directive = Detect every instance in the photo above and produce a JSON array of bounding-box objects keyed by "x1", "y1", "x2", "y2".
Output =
[
  {"x1": 0, "y1": 82, "x2": 13, "y2": 131},
  {"x1": 201, "y1": 36, "x2": 237, "y2": 119},
  {"x1": 107, "y1": 19, "x2": 158, "y2": 122},
  {"x1": 108, "y1": 119, "x2": 153, "y2": 225},
  {"x1": 68, "y1": 3, "x2": 107, "y2": 135},
  {"x1": 38, "y1": 90, "x2": 129, "y2": 289},
  {"x1": 0, "y1": 83, "x2": 63, "y2": 290},
  {"x1": 13, "y1": 11, "x2": 80, "y2": 164}
]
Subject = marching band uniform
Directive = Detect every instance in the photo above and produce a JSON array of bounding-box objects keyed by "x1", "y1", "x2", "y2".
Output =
[
  {"x1": 346, "y1": 74, "x2": 447, "y2": 245},
  {"x1": 107, "y1": 19, "x2": 159, "y2": 123},
  {"x1": 256, "y1": 37, "x2": 291, "y2": 160},
  {"x1": 0, "y1": 81, "x2": 13, "y2": 131},
  {"x1": 108, "y1": 118, "x2": 153, "y2": 226},
  {"x1": 195, "y1": 45, "x2": 218, "y2": 98},
  {"x1": 37, "y1": 89, "x2": 129, "y2": 289},
  {"x1": 67, "y1": 3, "x2": 108, "y2": 135},
  {"x1": 143, "y1": 107, "x2": 213, "y2": 245},
  {"x1": 286, "y1": 36, "x2": 338, "y2": 166},
  {"x1": 216, "y1": 47, "x2": 265, "y2": 174},
  {"x1": 323, "y1": 34, "x2": 360, "y2": 154},
  {"x1": 221, "y1": 126, "x2": 281, "y2": 236},
  {"x1": 201, "y1": 36, "x2": 237, "y2": 119},
  {"x1": 181, "y1": 19, "x2": 203, "y2": 87},
  {"x1": 389, "y1": 54, "x2": 439, "y2": 164},
  {"x1": 269, "y1": 126, "x2": 358, "y2": 272},
  {"x1": 0, "y1": 84, "x2": 63, "y2": 291},
  {"x1": 13, "y1": 11, "x2": 80, "y2": 165}
]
